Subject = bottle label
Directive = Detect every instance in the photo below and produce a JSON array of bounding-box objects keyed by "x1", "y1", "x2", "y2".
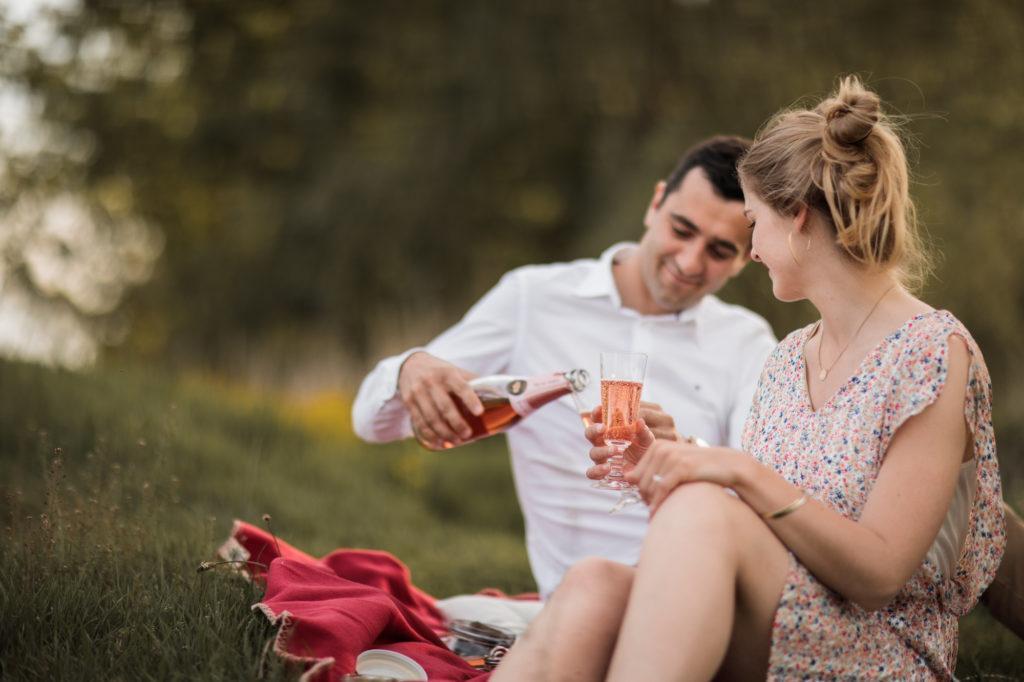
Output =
[
  {"x1": 506, "y1": 379, "x2": 527, "y2": 396},
  {"x1": 508, "y1": 373, "x2": 569, "y2": 416}
]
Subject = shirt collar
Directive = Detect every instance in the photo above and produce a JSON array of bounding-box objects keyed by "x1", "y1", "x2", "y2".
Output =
[
  {"x1": 572, "y1": 242, "x2": 632, "y2": 303},
  {"x1": 572, "y1": 241, "x2": 710, "y2": 330}
]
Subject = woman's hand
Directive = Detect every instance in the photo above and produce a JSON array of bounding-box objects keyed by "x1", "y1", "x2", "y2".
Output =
[
  {"x1": 583, "y1": 402, "x2": 680, "y2": 479},
  {"x1": 585, "y1": 418, "x2": 655, "y2": 481},
  {"x1": 625, "y1": 441, "x2": 755, "y2": 516}
]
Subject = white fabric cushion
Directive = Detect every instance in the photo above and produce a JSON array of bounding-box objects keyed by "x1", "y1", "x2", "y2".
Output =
[{"x1": 434, "y1": 595, "x2": 544, "y2": 636}]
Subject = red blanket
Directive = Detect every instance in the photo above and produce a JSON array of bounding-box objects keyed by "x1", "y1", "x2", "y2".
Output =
[{"x1": 219, "y1": 520, "x2": 490, "y2": 681}]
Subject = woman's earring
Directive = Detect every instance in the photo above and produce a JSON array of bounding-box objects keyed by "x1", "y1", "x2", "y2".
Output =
[{"x1": 788, "y1": 231, "x2": 802, "y2": 266}]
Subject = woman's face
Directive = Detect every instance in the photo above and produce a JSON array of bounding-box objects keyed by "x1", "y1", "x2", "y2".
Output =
[{"x1": 744, "y1": 191, "x2": 806, "y2": 302}]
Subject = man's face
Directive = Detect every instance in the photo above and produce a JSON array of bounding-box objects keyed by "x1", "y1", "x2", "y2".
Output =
[{"x1": 636, "y1": 168, "x2": 751, "y2": 314}]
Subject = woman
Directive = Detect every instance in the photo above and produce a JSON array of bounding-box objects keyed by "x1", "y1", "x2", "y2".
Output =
[{"x1": 491, "y1": 76, "x2": 1005, "y2": 680}]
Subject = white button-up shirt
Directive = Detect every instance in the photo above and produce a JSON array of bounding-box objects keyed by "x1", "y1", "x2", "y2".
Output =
[{"x1": 352, "y1": 243, "x2": 777, "y2": 598}]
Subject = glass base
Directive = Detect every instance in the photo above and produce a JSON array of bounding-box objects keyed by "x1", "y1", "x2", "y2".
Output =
[
  {"x1": 608, "y1": 491, "x2": 641, "y2": 514},
  {"x1": 594, "y1": 478, "x2": 633, "y2": 491}
]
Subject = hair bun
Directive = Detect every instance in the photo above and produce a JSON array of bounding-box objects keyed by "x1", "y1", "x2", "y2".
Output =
[{"x1": 820, "y1": 76, "x2": 880, "y2": 147}]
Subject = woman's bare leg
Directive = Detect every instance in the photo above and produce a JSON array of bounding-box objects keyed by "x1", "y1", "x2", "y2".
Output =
[
  {"x1": 606, "y1": 483, "x2": 791, "y2": 681},
  {"x1": 491, "y1": 557, "x2": 634, "y2": 682}
]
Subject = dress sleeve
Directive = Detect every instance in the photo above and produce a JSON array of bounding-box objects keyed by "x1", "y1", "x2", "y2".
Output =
[
  {"x1": 880, "y1": 321, "x2": 954, "y2": 451},
  {"x1": 944, "y1": 327, "x2": 1005, "y2": 615},
  {"x1": 741, "y1": 341, "x2": 782, "y2": 454},
  {"x1": 882, "y1": 315, "x2": 1006, "y2": 615}
]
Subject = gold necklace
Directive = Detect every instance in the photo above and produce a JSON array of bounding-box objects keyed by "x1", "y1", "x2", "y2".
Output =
[{"x1": 815, "y1": 284, "x2": 896, "y2": 382}]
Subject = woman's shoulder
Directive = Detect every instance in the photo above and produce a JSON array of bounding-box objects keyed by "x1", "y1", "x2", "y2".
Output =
[
  {"x1": 888, "y1": 309, "x2": 980, "y2": 358},
  {"x1": 776, "y1": 321, "x2": 818, "y2": 348},
  {"x1": 882, "y1": 309, "x2": 992, "y2": 407},
  {"x1": 773, "y1": 322, "x2": 817, "y2": 357},
  {"x1": 757, "y1": 322, "x2": 816, "y2": 376}
]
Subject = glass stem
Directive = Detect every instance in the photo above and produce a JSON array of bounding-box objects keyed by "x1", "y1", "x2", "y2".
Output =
[{"x1": 608, "y1": 443, "x2": 627, "y2": 481}]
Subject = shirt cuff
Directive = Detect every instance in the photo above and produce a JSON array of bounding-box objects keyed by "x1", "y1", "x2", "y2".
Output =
[{"x1": 385, "y1": 346, "x2": 429, "y2": 400}]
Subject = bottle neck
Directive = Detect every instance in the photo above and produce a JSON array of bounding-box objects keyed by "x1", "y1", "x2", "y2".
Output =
[{"x1": 509, "y1": 373, "x2": 572, "y2": 416}]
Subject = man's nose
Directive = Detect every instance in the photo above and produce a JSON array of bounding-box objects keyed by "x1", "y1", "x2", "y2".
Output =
[{"x1": 675, "y1": 243, "x2": 705, "y2": 276}]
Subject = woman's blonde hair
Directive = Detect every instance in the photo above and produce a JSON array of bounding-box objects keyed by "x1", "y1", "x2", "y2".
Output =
[{"x1": 738, "y1": 76, "x2": 930, "y2": 289}]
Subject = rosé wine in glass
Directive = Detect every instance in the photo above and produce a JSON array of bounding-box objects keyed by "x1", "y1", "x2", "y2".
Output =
[
  {"x1": 600, "y1": 379, "x2": 643, "y2": 444},
  {"x1": 594, "y1": 352, "x2": 647, "y2": 513}
]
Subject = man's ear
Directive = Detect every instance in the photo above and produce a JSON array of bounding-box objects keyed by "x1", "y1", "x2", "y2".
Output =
[
  {"x1": 650, "y1": 180, "x2": 667, "y2": 210},
  {"x1": 643, "y1": 181, "x2": 668, "y2": 231}
]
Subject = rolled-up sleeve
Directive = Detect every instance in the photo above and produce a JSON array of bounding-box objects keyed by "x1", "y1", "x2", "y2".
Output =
[{"x1": 351, "y1": 269, "x2": 523, "y2": 443}]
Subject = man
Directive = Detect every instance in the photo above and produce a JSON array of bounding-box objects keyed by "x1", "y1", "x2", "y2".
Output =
[{"x1": 352, "y1": 136, "x2": 777, "y2": 599}]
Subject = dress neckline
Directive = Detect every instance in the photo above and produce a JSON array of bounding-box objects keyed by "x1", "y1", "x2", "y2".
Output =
[{"x1": 800, "y1": 309, "x2": 943, "y2": 414}]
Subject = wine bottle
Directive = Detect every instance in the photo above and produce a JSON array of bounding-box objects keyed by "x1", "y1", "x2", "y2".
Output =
[{"x1": 417, "y1": 369, "x2": 589, "y2": 450}]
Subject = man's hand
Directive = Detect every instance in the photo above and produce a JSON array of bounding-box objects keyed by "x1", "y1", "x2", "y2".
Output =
[
  {"x1": 637, "y1": 401, "x2": 680, "y2": 441},
  {"x1": 397, "y1": 352, "x2": 484, "y2": 447}
]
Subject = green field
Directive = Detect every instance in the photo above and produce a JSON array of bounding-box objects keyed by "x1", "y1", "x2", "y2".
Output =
[{"x1": 1, "y1": 359, "x2": 1022, "y2": 679}]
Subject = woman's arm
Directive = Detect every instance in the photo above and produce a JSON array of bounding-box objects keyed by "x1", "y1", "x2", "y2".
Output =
[{"x1": 622, "y1": 335, "x2": 972, "y2": 611}]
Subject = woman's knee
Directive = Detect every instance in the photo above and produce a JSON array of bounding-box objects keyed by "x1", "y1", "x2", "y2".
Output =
[
  {"x1": 653, "y1": 482, "x2": 739, "y2": 537},
  {"x1": 557, "y1": 556, "x2": 634, "y2": 598}
]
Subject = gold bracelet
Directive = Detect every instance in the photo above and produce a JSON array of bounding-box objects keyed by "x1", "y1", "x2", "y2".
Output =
[{"x1": 761, "y1": 494, "x2": 808, "y2": 520}]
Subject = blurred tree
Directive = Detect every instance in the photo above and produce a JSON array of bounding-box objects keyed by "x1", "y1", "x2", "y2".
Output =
[
  {"x1": 4, "y1": 0, "x2": 1023, "y2": 459},
  {"x1": 0, "y1": 0, "x2": 163, "y2": 366}
]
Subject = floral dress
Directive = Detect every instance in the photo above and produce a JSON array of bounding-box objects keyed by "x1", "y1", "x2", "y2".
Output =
[{"x1": 742, "y1": 310, "x2": 1005, "y2": 680}]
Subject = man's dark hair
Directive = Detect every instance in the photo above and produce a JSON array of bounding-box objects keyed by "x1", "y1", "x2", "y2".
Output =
[{"x1": 660, "y1": 135, "x2": 751, "y2": 205}]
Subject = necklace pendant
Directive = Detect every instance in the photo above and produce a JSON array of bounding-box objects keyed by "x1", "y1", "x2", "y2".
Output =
[{"x1": 818, "y1": 368, "x2": 828, "y2": 381}]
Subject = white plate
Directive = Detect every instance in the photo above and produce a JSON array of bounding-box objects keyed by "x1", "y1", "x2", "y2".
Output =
[{"x1": 356, "y1": 649, "x2": 428, "y2": 681}]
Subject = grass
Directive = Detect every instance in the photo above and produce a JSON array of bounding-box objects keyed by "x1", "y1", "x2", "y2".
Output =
[
  {"x1": 1, "y1": 358, "x2": 1022, "y2": 679},
  {"x1": 0, "y1": 360, "x2": 531, "y2": 679}
]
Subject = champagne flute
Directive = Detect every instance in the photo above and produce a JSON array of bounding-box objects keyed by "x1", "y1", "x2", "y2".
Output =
[{"x1": 595, "y1": 351, "x2": 647, "y2": 513}]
